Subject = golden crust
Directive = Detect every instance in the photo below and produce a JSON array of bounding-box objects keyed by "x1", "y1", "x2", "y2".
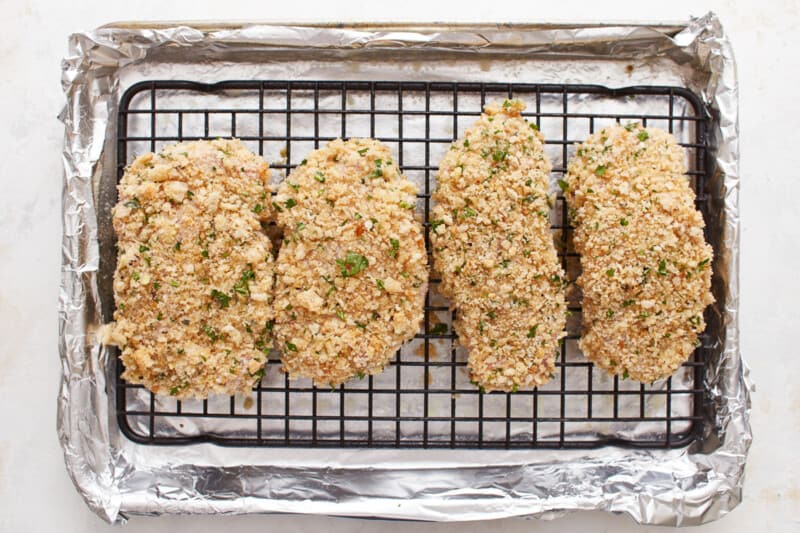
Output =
[
  {"x1": 430, "y1": 100, "x2": 567, "y2": 392},
  {"x1": 564, "y1": 123, "x2": 714, "y2": 383},
  {"x1": 110, "y1": 139, "x2": 275, "y2": 399},
  {"x1": 272, "y1": 138, "x2": 427, "y2": 387}
]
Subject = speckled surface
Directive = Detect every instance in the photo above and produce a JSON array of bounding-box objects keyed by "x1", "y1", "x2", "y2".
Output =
[{"x1": 0, "y1": 1, "x2": 796, "y2": 531}]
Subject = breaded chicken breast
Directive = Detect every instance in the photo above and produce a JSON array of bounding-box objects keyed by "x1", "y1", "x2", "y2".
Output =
[
  {"x1": 430, "y1": 99, "x2": 567, "y2": 392},
  {"x1": 564, "y1": 123, "x2": 714, "y2": 383},
  {"x1": 108, "y1": 139, "x2": 275, "y2": 399},
  {"x1": 272, "y1": 138, "x2": 427, "y2": 387}
]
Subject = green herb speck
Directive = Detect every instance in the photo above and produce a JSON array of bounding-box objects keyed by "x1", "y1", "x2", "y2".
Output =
[
  {"x1": 430, "y1": 323, "x2": 448, "y2": 335},
  {"x1": 210, "y1": 289, "x2": 231, "y2": 308},
  {"x1": 388, "y1": 238, "x2": 400, "y2": 258},
  {"x1": 201, "y1": 324, "x2": 219, "y2": 341},
  {"x1": 336, "y1": 252, "x2": 369, "y2": 278},
  {"x1": 233, "y1": 269, "x2": 255, "y2": 295}
]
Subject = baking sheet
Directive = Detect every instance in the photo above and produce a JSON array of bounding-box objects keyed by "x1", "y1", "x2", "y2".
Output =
[{"x1": 58, "y1": 13, "x2": 750, "y2": 525}]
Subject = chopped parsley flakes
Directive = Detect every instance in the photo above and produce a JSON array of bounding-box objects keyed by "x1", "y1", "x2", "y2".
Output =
[
  {"x1": 429, "y1": 219, "x2": 444, "y2": 232},
  {"x1": 233, "y1": 269, "x2": 255, "y2": 295},
  {"x1": 430, "y1": 323, "x2": 448, "y2": 335},
  {"x1": 336, "y1": 252, "x2": 369, "y2": 278},
  {"x1": 202, "y1": 324, "x2": 219, "y2": 342},
  {"x1": 388, "y1": 238, "x2": 400, "y2": 258},
  {"x1": 210, "y1": 289, "x2": 231, "y2": 308}
]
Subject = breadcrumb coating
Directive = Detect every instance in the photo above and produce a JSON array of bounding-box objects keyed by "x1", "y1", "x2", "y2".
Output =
[
  {"x1": 564, "y1": 123, "x2": 714, "y2": 383},
  {"x1": 272, "y1": 138, "x2": 427, "y2": 387},
  {"x1": 430, "y1": 99, "x2": 567, "y2": 392},
  {"x1": 109, "y1": 139, "x2": 275, "y2": 399}
]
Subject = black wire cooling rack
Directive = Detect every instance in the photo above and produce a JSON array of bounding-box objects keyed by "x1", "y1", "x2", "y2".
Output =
[{"x1": 115, "y1": 80, "x2": 713, "y2": 449}]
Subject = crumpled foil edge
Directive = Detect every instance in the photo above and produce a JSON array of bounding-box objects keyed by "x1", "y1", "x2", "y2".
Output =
[{"x1": 57, "y1": 12, "x2": 751, "y2": 526}]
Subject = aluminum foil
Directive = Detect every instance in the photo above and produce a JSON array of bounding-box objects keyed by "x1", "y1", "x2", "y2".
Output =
[{"x1": 58, "y1": 13, "x2": 751, "y2": 526}]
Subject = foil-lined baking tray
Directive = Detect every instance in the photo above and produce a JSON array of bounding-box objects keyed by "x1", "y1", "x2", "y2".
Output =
[{"x1": 58, "y1": 13, "x2": 751, "y2": 525}]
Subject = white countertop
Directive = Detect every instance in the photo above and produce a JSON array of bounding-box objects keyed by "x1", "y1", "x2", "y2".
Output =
[{"x1": 1, "y1": 1, "x2": 797, "y2": 531}]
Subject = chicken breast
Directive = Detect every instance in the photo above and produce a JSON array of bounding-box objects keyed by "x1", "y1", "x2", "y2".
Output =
[
  {"x1": 430, "y1": 99, "x2": 567, "y2": 392},
  {"x1": 564, "y1": 123, "x2": 714, "y2": 383},
  {"x1": 272, "y1": 138, "x2": 427, "y2": 387},
  {"x1": 109, "y1": 139, "x2": 275, "y2": 399}
]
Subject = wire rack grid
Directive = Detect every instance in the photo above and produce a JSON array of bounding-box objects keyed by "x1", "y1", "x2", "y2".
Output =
[{"x1": 115, "y1": 80, "x2": 713, "y2": 449}]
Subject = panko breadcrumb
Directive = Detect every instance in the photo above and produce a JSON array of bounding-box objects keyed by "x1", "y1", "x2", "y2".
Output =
[
  {"x1": 430, "y1": 100, "x2": 567, "y2": 392},
  {"x1": 109, "y1": 139, "x2": 275, "y2": 399},
  {"x1": 272, "y1": 139, "x2": 427, "y2": 387},
  {"x1": 564, "y1": 123, "x2": 714, "y2": 383}
]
